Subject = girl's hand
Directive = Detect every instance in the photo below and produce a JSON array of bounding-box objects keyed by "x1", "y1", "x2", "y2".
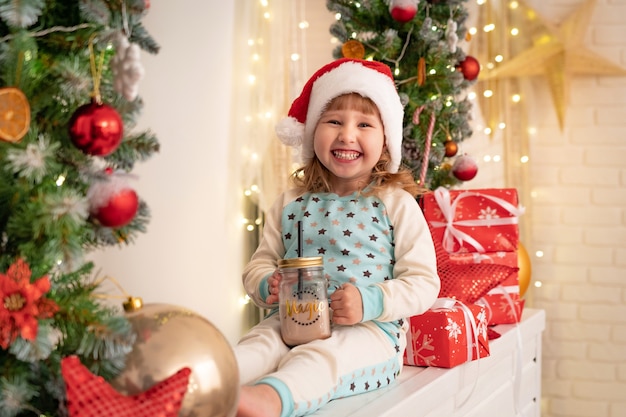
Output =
[
  {"x1": 329, "y1": 283, "x2": 363, "y2": 325},
  {"x1": 265, "y1": 270, "x2": 282, "y2": 304}
]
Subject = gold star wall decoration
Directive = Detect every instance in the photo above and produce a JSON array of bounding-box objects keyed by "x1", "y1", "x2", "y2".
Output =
[{"x1": 480, "y1": 0, "x2": 626, "y2": 130}]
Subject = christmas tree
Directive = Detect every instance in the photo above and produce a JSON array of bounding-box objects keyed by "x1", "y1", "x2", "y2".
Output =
[
  {"x1": 0, "y1": 1, "x2": 159, "y2": 416},
  {"x1": 326, "y1": 0, "x2": 478, "y2": 189}
]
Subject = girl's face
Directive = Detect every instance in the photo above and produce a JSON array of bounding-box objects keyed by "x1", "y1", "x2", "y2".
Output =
[{"x1": 313, "y1": 94, "x2": 385, "y2": 196}]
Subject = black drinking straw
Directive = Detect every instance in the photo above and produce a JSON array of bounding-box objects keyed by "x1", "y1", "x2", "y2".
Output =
[{"x1": 297, "y1": 220, "x2": 303, "y2": 299}]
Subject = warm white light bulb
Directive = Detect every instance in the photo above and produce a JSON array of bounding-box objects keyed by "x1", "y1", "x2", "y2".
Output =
[
  {"x1": 512, "y1": 94, "x2": 521, "y2": 103},
  {"x1": 520, "y1": 155, "x2": 529, "y2": 163}
]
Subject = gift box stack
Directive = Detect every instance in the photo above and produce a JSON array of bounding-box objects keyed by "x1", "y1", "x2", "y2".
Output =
[{"x1": 404, "y1": 187, "x2": 525, "y2": 368}]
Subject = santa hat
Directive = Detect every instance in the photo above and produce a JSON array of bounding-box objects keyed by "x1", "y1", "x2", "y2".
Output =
[{"x1": 275, "y1": 58, "x2": 404, "y2": 173}]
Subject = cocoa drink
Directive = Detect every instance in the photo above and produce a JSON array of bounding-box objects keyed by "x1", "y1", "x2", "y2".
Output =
[{"x1": 278, "y1": 257, "x2": 331, "y2": 346}]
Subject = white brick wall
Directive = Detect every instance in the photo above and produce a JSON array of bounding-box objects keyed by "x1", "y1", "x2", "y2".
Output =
[
  {"x1": 524, "y1": 1, "x2": 626, "y2": 416},
  {"x1": 463, "y1": 0, "x2": 626, "y2": 415}
]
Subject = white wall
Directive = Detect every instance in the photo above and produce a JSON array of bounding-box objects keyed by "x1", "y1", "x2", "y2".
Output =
[{"x1": 91, "y1": 0, "x2": 246, "y2": 345}]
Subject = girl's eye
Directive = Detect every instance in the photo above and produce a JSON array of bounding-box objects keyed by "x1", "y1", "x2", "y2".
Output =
[{"x1": 358, "y1": 122, "x2": 371, "y2": 128}]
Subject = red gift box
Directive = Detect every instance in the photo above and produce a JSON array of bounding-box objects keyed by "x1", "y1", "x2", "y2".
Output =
[
  {"x1": 422, "y1": 187, "x2": 524, "y2": 254},
  {"x1": 404, "y1": 299, "x2": 490, "y2": 368},
  {"x1": 478, "y1": 279, "x2": 525, "y2": 325},
  {"x1": 421, "y1": 187, "x2": 524, "y2": 304},
  {"x1": 447, "y1": 251, "x2": 518, "y2": 268}
]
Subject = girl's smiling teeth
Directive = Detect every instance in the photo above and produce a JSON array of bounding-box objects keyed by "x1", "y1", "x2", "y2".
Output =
[{"x1": 333, "y1": 150, "x2": 361, "y2": 160}]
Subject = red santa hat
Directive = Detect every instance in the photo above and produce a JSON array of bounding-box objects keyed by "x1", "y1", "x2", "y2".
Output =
[{"x1": 275, "y1": 58, "x2": 404, "y2": 173}]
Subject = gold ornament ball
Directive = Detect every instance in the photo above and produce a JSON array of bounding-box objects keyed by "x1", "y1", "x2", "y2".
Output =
[
  {"x1": 439, "y1": 162, "x2": 452, "y2": 172},
  {"x1": 518, "y1": 242, "x2": 532, "y2": 297},
  {"x1": 113, "y1": 299, "x2": 239, "y2": 417},
  {"x1": 444, "y1": 140, "x2": 458, "y2": 157}
]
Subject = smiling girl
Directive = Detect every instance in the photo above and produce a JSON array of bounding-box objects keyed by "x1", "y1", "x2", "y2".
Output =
[{"x1": 235, "y1": 58, "x2": 440, "y2": 417}]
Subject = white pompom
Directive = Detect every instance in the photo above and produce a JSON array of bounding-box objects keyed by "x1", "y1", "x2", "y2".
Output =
[{"x1": 275, "y1": 117, "x2": 304, "y2": 147}]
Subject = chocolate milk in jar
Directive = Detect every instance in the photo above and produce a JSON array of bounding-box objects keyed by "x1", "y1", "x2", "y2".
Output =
[{"x1": 278, "y1": 257, "x2": 331, "y2": 346}]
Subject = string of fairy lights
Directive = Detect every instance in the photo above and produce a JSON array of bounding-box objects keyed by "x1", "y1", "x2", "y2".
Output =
[{"x1": 470, "y1": 0, "x2": 546, "y2": 293}]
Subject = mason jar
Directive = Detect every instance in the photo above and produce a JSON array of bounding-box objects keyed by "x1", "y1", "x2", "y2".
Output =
[{"x1": 278, "y1": 256, "x2": 331, "y2": 346}]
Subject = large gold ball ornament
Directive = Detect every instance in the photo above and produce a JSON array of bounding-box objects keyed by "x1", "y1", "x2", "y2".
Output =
[
  {"x1": 518, "y1": 242, "x2": 532, "y2": 297},
  {"x1": 113, "y1": 298, "x2": 239, "y2": 417}
]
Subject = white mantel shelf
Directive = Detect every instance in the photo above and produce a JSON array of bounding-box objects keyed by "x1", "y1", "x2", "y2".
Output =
[{"x1": 311, "y1": 308, "x2": 546, "y2": 417}]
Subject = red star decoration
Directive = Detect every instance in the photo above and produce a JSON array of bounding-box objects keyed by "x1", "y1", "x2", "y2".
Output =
[
  {"x1": 430, "y1": 225, "x2": 518, "y2": 304},
  {"x1": 61, "y1": 356, "x2": 190, "y2": 417}
]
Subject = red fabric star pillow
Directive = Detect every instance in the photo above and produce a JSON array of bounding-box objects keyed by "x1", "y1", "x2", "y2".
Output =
[
  {"x1": 61, "y1": 355, "x2": 190, "y2": 417},
  {"x1": 430, "y1": 224, "x2": 518, "y2": 304}
]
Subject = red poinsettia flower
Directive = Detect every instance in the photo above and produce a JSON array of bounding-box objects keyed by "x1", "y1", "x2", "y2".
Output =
[{"x1": 0, "y1": 259, "x2": 59, "y2": 349}]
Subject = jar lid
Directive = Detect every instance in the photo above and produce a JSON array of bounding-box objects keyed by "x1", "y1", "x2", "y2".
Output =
[{"x1": 278, "y1": 256, "x2": 323, "y2": 269}]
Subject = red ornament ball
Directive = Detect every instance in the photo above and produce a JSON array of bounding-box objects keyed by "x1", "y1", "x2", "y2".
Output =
[
  {"x1": 389, "y1": 0, "x2": 417, "y2": 23},
  {"x1": 452, "y1": 154, "x2": 478, "y2": 181},
  {"x1": 457, "y1": 55, "x2": 481, "y2": 81},
  {"x1": 444, "y1": 140, "x2": 458, "y2": 157},
  {"x1": 69, "y1": 100, "x2": 123, "y2": 156},
  {"x1": 94, "y1": 188, "x2": 139, "y2": 228}
]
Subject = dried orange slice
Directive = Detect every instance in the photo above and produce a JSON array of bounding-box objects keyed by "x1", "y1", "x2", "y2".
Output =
[
  {"x1": 0, "y1": 87, "x2": 31, "y2": 143},
  {"x1": 341, "y1": 40, "x2": 365, "y2": 60}
]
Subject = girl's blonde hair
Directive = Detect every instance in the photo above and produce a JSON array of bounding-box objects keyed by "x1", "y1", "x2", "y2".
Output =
[{"x1": 290, "y1": 93, "x2": 426, "y2": 198}]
